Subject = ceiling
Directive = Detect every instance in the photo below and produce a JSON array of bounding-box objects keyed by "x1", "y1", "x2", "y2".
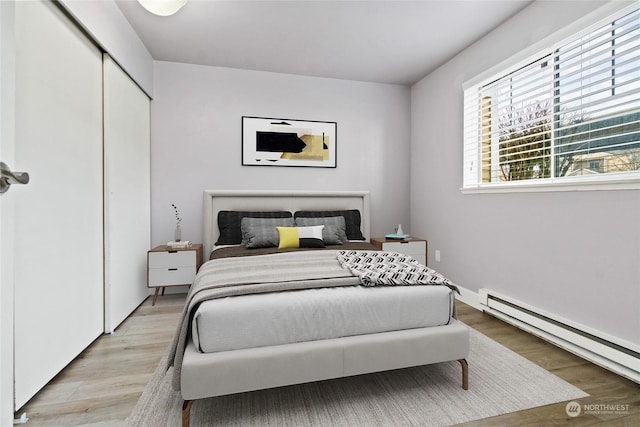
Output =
[{"x1": 115, "y1": 0, "x2": 533, "y2": 86}]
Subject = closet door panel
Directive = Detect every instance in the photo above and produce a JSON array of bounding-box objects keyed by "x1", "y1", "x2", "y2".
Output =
[
  {"x1": 14, "y1": 0, "x2": 103, "y2": 408},
  {"x1": 0, "y1": 2, "x2": 17, "y2": 424},
  {"x1": 103, "y1": 54, "x2": 151, "y2": 332}
]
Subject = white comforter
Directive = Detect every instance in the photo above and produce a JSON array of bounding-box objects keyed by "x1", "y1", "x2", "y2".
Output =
[{"x1": 192, "y1": 284, "x2": 454, "y2": 353}]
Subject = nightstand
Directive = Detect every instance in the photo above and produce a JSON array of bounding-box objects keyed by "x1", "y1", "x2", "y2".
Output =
[
  {"x1": 371, "y1": 237, "x2": 428, "y2": 266},
  {"x1": 147, "y1": 244, "x2": 203, "y2": 305}
]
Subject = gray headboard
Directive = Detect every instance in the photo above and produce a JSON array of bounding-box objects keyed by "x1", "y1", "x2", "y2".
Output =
[{"x1": 203, "y1": 190, "x2": 371, "y2": 257}]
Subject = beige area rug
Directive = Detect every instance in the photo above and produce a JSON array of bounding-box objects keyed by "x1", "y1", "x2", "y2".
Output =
[{"x1": 127, "y1": 327, "x2": 588, "y2": 426}]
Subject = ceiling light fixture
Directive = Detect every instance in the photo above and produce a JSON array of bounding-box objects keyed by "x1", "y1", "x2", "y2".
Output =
[{"x1": 137, "y1": 0, "x2": 187, "y2": 17}]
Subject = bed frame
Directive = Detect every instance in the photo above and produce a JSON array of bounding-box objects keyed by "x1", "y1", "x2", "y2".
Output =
[{"x1": 181, "y1": 190, "x2": 469, "y2": 427}]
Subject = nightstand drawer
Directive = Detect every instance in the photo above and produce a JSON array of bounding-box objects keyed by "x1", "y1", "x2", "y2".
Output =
[
  {"x1": 371, "y1": 238, "x2": 428, "y2": 265},
  {"x1": 382, "y1": 241, "x2": 426, "y2": 258},
  {"x1": 148, "y1": 250, "x2": 195, "y2": 268},
  {"x1": 148, "y1": 266, "x2": 197, "y2": 286}
]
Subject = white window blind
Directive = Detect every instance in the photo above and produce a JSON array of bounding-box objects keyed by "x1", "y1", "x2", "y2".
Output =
[{"x1": 463, "y1": 6, "x2": 640, "y2": 190}]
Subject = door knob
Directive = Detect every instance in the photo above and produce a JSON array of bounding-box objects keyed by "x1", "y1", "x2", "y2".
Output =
[{"x1": 0, "y1": 162, "x2": 30, "y2": 194}]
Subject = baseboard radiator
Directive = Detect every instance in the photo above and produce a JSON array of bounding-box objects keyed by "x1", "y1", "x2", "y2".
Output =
[{"x1": 478, "y1": 289, "x2": 640, "y2": 384}]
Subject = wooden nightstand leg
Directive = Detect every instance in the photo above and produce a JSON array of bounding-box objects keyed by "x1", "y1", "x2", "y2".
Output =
[
  {"x1": 152, "y1": 288, "x2": 160, "y2": 306},
  {"x1": 161, "y1": 287, "x2": 165, "y2": 296}
]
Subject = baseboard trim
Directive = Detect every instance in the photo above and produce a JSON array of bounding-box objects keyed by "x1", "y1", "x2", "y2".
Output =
[
  {"x1": 455, "y1": 286, "x2": 483, "y2": 311},
  {"x1": 457, "y1": 287, "x2": 640, "y2": 384}
]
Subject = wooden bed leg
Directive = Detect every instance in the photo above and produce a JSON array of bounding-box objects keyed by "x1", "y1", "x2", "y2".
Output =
[
  {"x1": 458, "y1": 359, "x2": 469, "y2": 390},
  {"x1": 182, "y1": 400, "x2": 194, "y2": 427}
]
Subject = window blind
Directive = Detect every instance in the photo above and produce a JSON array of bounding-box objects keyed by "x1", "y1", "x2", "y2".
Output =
[{"x1": 463, "y1": 6, "x2": 640, "y2": 189}]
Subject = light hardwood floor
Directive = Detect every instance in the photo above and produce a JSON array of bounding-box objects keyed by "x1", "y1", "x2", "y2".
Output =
[
  {"x1": 16, "y1": 295, "x2": 639, "y2": 426},
  {"x1": 455, "y1": 303, "x2": 639, "y2": 426},
  {"x1": 16, "y1": 294, "x2": 185, "y2": 426}
]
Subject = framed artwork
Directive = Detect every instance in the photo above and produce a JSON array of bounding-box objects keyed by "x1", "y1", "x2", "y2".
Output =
[{"x1": 242, "y1": 116, "x2": 337, "y2": 168}]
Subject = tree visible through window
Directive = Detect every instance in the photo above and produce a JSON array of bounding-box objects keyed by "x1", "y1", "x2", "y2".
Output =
[{"x1": 466, "y1": 7, "x2": 640, "y2": 188}]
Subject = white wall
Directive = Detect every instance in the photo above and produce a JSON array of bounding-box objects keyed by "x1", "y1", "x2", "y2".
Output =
[
  {"x1": 411, "y1": 0, "x2": 640, "y2": 345},
  {"x1": 60, "y1": 0, "x2": 154, "y2": 97},
  {"x1": 151, "y1": 61, "x2": 411, "y2": 249}
]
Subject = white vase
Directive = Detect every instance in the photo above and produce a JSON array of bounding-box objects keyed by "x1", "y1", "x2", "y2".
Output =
[{"x1": 174, "y1": 224, "x2": 182, "y2": 242}]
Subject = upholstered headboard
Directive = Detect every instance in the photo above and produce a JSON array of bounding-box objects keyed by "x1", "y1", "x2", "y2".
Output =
[{"x1": 203, "y1": 190, "x2": 371, "y2": 257}]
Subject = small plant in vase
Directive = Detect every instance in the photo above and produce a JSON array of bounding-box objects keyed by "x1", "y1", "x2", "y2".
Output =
[{"x1": 171, "y1": 204, "x2": 182, "y2": 242}]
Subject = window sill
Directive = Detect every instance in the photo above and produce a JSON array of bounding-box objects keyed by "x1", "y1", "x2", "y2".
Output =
[{"x1": 461, "y1": 176, "x2": 640, "y2": 194}]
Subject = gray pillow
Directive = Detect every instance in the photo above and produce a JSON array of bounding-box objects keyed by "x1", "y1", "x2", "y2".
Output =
[
  {"x1": 216, "y1": 211, "x2": 292, "y2": 245},
  {"x1": 241, "y1": 217, "x2": 294, "y2": 248},
  {"x1": 294, "y1": 210, "x2": 365, "y2": 240},
  {"x1": 294, "y1": 216, "x2": 347, "y2": 244}
]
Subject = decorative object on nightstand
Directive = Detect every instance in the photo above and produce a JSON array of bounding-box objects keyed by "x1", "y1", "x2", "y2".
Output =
[
  {"x1": 385, "y1": 223, "x2": 410, "y2": 240},
  {"x1": 167, "y1": 240, "x2": 192, "y2": 249},
  {"x1": 171, "y1": 203, "x2": 182, "y2": 241},
  {"x1": 371, "y1": 237, "x2": 428, "y2": 266},
  {"x1": 147, "y1": 244, "x2": 203, "y2": 306}
]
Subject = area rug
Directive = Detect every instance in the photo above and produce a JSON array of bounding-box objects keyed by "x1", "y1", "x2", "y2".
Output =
[{"x1": 126, "y1": 327, "x2": 588, "y2": 426}]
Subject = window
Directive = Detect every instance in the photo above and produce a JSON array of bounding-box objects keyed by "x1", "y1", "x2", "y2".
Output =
[{"x1": 463, "y1": 6, "x2": 640, "y2": 191}]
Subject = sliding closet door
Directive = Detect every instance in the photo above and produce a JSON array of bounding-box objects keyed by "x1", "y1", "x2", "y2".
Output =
[
  {"x1": 14, "y1": 0, "x2": 104, "y2": 409},
  {"x1": 103, "y1": 54, "x2": 151, "y2": 332},
  {"x1": 0, "y1": 2, "x2": 16, "y2": 424}
]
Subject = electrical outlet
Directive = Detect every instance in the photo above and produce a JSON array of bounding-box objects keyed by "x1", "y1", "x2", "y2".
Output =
[{"x1": 435, "y1": 250, "x2": 441, "y2": 262}]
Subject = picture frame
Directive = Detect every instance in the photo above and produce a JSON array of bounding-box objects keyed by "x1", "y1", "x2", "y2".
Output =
[{"x1": 242, "y1": 116, "x2": 337, "y2": 168}]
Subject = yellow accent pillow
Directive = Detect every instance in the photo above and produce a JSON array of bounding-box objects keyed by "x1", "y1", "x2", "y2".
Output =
[{"x1": 277, "y1": 226, "x2": 300, "y2": 249}]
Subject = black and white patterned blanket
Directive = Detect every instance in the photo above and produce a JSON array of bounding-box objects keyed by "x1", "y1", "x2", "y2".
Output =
[{"x1": 337, "y1": 250, "x2": 458, "y2": 293}]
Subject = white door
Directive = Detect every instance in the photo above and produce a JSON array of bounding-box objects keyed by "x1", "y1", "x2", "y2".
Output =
[
  {"x1": 0, "y1": 1, "x2": 17, "y2": 424},
  {"x1": 13, "y1": 0, "x2": 104, "y2": 409},
  {"x1": 103, "y1": 54, "x2": 151, "y2": 332}
]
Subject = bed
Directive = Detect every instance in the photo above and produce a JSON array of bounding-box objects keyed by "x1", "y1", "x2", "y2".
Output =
[{"x1": 166, "y1": 190, "x2": 470, "y2": 427}]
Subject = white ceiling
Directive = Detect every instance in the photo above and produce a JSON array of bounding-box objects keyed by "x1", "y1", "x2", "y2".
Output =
[{"x1": 115, "y1": 0, "x2": 533, "y2": 85}]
